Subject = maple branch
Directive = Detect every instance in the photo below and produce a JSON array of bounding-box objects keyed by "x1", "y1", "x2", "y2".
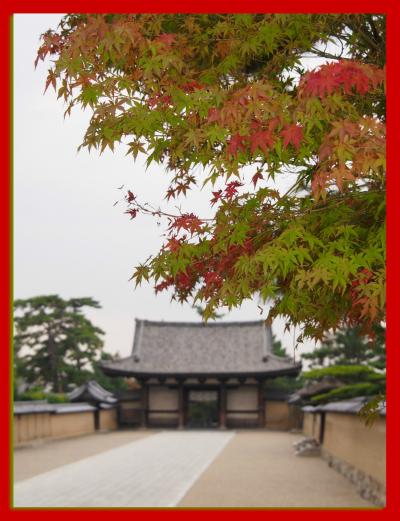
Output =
[{"x1": 309, "y1": 47, "x2": 349, "y2": 62}]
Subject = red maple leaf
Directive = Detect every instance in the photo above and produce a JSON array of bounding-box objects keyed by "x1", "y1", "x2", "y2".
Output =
[
  {"x1": 207, "y1": 108, "x2": 220, "y2": 123},
  {"x1": 165, "y1": 237, "x2": 182, "y2": 252},
  {"x1": 250, "y1": 119, "x2": 262, "y2": 131},
  {"x1": 182, "y1": 81, "x2": 204, "y2": 93},
  {"x1": 125, "y1": 208, "x2": 138, "y2": 220},
  {"x1": 165, "y1": 187, "x2": 176, "y2": 200},
  {"x1": 155, "y1": 33, "x2": 176, "y2": 47},
  {"x1": 251, "y1": 170, "x2": 264, "y2": 188},
  {"x1": 211, "y1": 189, "x2": 223, "y2": 206},
  {"x1": 204, "y1": 271, "x2": 223, "y2": 287},
  {"x1": 227, "y1": 133, "x2": 248, "y2": 157},
  {"x1": 300, "y1": 61, "x2": 384, "y2": 98},
  {"x1": 176, "y1": 272, "x2": 192, "y2": 288},
  {"x1": 224, "y1": 181, "x2": 243, "y2": 199},
  {"x1": 126, "y1": 190, "x2": 136, "y2": 203},
  {"x1": 155, "y1": 277, "x2": 174, "y2": 293},
  {"x1": 170, "y1": 213, "x2": 203, "y2": 235},
  {"x1": 281, "y1": 124, "x2": 303, "y2": 150},
  {"x1": 250, "y1": 130, "x2": 274, "y2": 155}
]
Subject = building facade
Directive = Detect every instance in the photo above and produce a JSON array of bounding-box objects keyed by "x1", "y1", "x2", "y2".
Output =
[{"x1": 100, "y1": 319, "x2": 301, "y2": 429}]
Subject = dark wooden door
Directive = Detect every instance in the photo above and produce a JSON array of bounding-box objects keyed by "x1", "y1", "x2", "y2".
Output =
[{"x1": 185, "y1": 389, "x2": 219, "y2": 428}]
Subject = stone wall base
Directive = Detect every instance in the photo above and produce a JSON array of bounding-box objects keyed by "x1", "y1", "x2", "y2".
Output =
[{"x1": 321, "y1": 449, "x2": 386, "y2": 507}]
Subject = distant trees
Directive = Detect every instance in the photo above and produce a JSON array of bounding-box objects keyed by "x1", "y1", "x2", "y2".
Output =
[
  {"x1": 14, "y1": 295, "x2": 105, "y2": 393},
  {"x1": 301, "y1": 325, "x2": 386, "y2": 406},
  {"x1": 302, "y1": 324, "x2": 386, "y2": 369},
  {"x1": 264, "y1": 335, "x2": 303, "y2": 395}
]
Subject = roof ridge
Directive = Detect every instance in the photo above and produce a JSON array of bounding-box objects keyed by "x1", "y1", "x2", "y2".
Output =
[{"x1": 134, "y1": 319, "x2": 267, "y2": 327}]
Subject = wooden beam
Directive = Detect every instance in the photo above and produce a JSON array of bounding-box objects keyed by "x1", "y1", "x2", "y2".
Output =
[
  {"x1": 219, "y1": 380, "x2": 227, "y2": 429},
  {"x1": 258, "y1": 380, "x2": 265, "y2": 428},
  {"x1": 141, "y1": 384, "x2": 149, "y2": 428},
  {"x1": 178, "y1": 379, "x2": 185, "y2": 429}
]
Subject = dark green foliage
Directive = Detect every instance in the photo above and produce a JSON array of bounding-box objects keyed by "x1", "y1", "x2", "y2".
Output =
[
  {"x1": 311, "y1": 382, "x2": 382, "y2": 404},
  {"x1": 271, "y1": 336, "x2": 288, "y2": 358},
  {"x1": 265, "y1": 335, "x2": 303, "y2": 394},
  {"x1": 91, "y1": 352, "x2": 129, "y2": 392},
  {"x1": 14, "y1": 295, "x2": 105, "y2": 393},
  {"x1": 303, "y1": 364, "x2": 377, "y2": 382},
  {"x1": 17, "y1": 388, "x2": 69, "y2": 403},
  {"x1": 300, "y1": 325, "x2": 385, "y2": 417},
  {"x1": 264, "y1": 376, "x2": 303, "y2": 395}
]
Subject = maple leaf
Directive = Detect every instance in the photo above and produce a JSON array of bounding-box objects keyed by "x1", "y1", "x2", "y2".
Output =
[
  {"x1": 250, "y1": 119, "x2": 262, "y2": 131},
  {"x1": 125, "y1": 208, "x2": 138, "y2": 220},
  {"x1": 155, "y1": 277, "x2": 174, "y2": 293},
  {"x1": 331, "y1": 165, "x2": 355, "y2": 192},
  {"x1": 126, "y1": 190, "x2": 136, "y2": 203},
  {"x1": 44, "y1": 70, "x2": 57, "y2": 93},
  {"x1": 161, "y1": 95, "x2": 172, "y2": 105},
  {"x1": 250, "y1": 130, "x2": 274, "y2": 156},
  {"x1": 211, "y1": 189, "x2": 223, "y2": 206},
  {"x1": 182, "y1": 80, "x2": 204, "y2": 93},
  {"x1": 155, "y1": 33, "x2": 176, "y2": 47},
  {"x1": 207, "y1": 108, "x2": 220, "y2": 123},
  {"x1": 281, "y1": 124, "x2": 303, "y2": 150},
  {"x1": 176, "y1": 272, "x2": 192, "y2": 288},
  {"x1": 311, "y1": 171, "x2": 330, "y2": 199},
  {"x1": 268, "y1": 117, "x2": 281, "y2": 133},
  {"x1": 225, "y1": 181, "x2": 243, "y2": 199},
  {"x1": 227, "y1": 133, "x2": 248, "y2": 157},
  {"x1": 318, "y1": 142, "x2": 333, "y2": 161},
  {"x1": 251, "y1": 170, "x2": 264, "y2": 188},
  {"x1": 170, "y1": 213, "x2": 204, "y2": 235},
  {"x1": 165, "y1": 237, "x2": 182, "y2": 252},
  {"x1": 300, "y1": 61, "x2": 384, "y2": 98},
  {"x1": 165, "y1": 188, "x2": 176, "y2": 200},
  {"x1": 204, "y1": 271, "x2": 223, "y2": 287}
]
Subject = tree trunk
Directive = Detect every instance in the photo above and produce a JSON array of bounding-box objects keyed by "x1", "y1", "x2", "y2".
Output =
[{"x1": 47, "y1": 332, "x2": 62, "y2": 393}]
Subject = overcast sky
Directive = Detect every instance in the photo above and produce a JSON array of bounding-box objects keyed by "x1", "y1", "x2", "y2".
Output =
[{"x1": 14, "y1": 14, "x2": 320, "y2": 360}]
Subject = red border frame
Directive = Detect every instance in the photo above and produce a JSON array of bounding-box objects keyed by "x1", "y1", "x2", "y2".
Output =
[{"x1": 1, "y1": 1, "x2": 399, "y2": 518}]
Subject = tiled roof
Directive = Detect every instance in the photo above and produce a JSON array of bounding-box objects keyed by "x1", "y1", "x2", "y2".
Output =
[
  {"x1": 14, "y1": 401, "x2": 55, "y2": 414},
  {"x1": 14, "y1": 401, "x2": 96, "y2": 415},
  {"x1": 100, "y1": 319, "x2": 301, "y2": 378},
  {"x1": 68, "y1": 380, "x2": 117, "y2": 405},
  {"x1": 302, "y1": 396, "x2": 386, "y2": 416}
]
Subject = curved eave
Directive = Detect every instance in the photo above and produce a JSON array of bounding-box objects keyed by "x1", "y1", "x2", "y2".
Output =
[{"x1": 99, "y1": 363, "x2": 302, "y2": 380}]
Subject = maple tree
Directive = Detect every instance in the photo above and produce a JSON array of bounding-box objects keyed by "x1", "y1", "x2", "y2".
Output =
[{"x1": 36, "y1": 14, "x2": 386, "y2": 342}]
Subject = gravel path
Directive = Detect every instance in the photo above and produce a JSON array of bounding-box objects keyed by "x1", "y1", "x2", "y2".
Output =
[{"x1": 178, "y1": 431, "x2": 372, "y2": 508}]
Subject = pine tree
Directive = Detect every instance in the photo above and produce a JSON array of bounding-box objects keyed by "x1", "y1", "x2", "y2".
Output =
[
  {"x1": 14, "y1": 295, "x2": 105, "y2": 393},
  {"x1": 301, "y1": 325, "x2": 385, "y2": 404}
]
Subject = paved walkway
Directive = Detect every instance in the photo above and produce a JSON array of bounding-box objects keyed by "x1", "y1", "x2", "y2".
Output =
[
  {"x1": 14, "y1": 430, "x2": 373, "y2": 508},
  {"x1": 14, "y1": 431, "x2": 234, "y2": 507},
  {"x1": 14, "y1": 430, "x2": 151, "y2": 482}
]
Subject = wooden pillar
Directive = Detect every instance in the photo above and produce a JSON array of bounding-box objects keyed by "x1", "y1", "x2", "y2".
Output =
[
  {"x1": 94, "y1": 408, "x2": 100, "y2": 431},
  {"x1": 219, "y1": 380, "x2": 227, "y2": 429},
  {"x1": 258, "y1": 380, "x2": 265, "y2": 428},
  {"x1": 141, "y1": 380, "x2": 149, "y2": 428},
  {"x1": 178, "y1": 379, "x2": 185, "y2": 429}
]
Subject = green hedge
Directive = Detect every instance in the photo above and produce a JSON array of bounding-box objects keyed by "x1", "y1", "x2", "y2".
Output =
[{"x1": 17, "y1": 390, "x2": 69, "y2": 403}]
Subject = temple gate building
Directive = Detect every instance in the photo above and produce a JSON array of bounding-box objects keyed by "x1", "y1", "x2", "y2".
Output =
[{"x1": 100, "y1": 319, "x2": 301, "y2": 429}]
